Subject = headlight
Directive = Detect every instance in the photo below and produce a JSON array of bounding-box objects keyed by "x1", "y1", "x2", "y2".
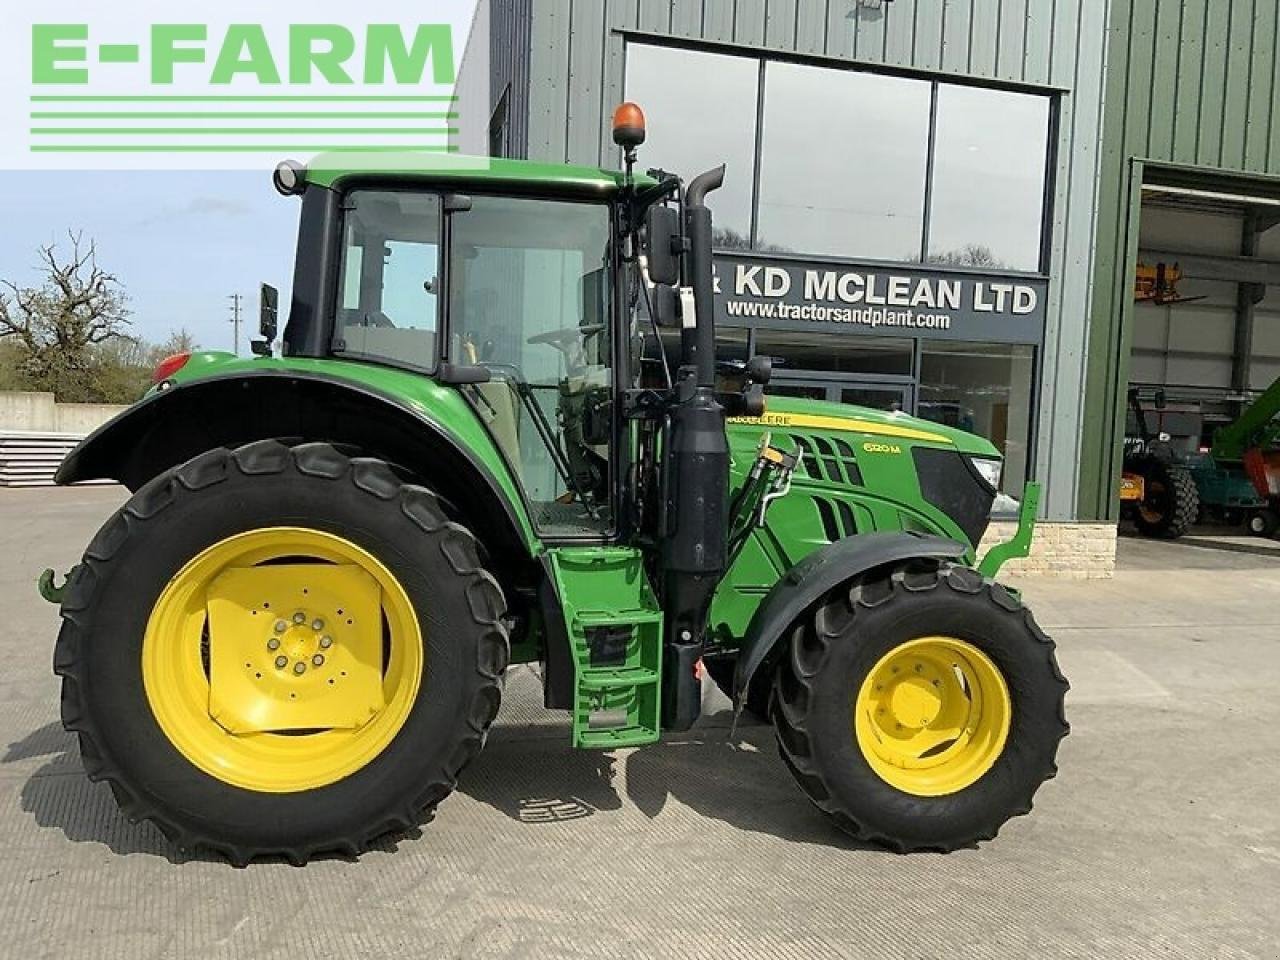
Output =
[{"x1": 967, "y1": 456, "x2": 1003, "y2": 492}]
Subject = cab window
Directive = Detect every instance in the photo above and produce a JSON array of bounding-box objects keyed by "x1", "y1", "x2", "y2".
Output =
[
  {"x1": 334, "y1": 190, "x2": 441, "y2": 369},
  {"x1": 448, "y1": 195, "x2": 614, "y2": 536}
]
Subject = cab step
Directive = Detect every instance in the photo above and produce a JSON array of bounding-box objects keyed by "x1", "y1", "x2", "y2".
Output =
[{"x1": 546, "y1": 546, "x2": 664, "y2": 749}]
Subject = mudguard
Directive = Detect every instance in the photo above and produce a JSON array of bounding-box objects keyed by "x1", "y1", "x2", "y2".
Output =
[
  {"x1": 732, "y1": 532, "x2": 967, "y2": 704},
  {"x1": 55, "y1": 369, "x2": 537, "y2": 557}
]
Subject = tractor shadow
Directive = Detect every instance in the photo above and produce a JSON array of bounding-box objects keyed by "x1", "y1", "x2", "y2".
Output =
[
  {"x1": 5, "y1": 722, "x2": 419, "y2": 866},
  {"x1": 459, "y1": 709, "x2": 881, "y2": 852}
]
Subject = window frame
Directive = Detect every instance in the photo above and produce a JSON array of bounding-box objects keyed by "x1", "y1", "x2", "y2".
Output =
[
  {"x1": 330, "y1": 186, "x2": 446, "y2": 376},
  {"x1": 621, "y1": 35, "x2": 1060, "y2": 277},
  {"x1": 445, "y1": 190, "x2": 623, "y2": 541},
  {"x1": 325, "y1": 179, "x2": 630, "y2": 545}
]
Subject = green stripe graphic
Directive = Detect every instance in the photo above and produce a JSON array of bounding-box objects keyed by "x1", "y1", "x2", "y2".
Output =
[
  {"x1": 31, "y1": 145, "x2": 462, "y2": 153},
  {"x1": 31, "y1": 112, "x2": 458, "y2": 120},
  {"x1": 31, "y1": 95, "x2": 458, "y2": 103},
  {"x1": 32, "y1": 128, "x2": 456, "y2": 136}
]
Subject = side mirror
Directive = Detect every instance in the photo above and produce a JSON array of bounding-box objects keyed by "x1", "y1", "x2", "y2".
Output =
[
  {"x1": 644, "y1": 206, "x2": 680, "y2": 286},
  {"x1": 652, "y1": 284, "x2": 681, "y2": 328},
  {"x1": 747, "y1": 355, "x2": 772, "y2": 385},
  {"x1": 252, "y1": 283, "x2": 279, "y2": 357}
]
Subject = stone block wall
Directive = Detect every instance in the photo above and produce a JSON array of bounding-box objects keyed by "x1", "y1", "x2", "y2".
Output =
[{"x1": 979, "y1": 520, "x2": 1117, "y2": 579}]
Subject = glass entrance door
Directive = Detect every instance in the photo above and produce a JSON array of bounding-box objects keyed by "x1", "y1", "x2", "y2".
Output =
[{"x1": 769, "y1": 377, "x2": 911, "y2": 412}]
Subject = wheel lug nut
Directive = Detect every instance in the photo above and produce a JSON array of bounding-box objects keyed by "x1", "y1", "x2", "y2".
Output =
[
  {"x1": 293, "y1": 662, "x2": 307, "y2": 675},
  {"x1": 312, "y1": 654, "x2": 325, "y2": 667},
  {"x1": 274, "y1": 656, "x2": 288, "y2": 669},
  {"x1": 293, "y1": 612, "x2": 306, "y2": 624},
  {"x1": 274, "y1": 620, "x2": 287, "y2": 634},
  {"x1": 312, "y1": 618, "x2": 324, "y2": 631},
  {"x1": 319, "y1": 635, "x2": 333, "y2": 649},
  {"x1": 267, "y1": 638, "x2": 280, "y2": 651}
]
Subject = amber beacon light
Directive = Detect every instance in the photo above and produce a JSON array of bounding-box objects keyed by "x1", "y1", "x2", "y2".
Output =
[{"x1": 612, "y1": 102, "x2": 646, "y2": 149}]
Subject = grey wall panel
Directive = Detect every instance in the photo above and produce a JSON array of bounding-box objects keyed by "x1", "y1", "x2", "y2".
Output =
[
  {"x1": 940, "y1": 1, "x2": 973, "y2": 74},
  {"x1": 703, "y1": 0, "x2": 736, "y2": 42},
  {"x1": 765, "y1": 0, "x2": 798, "y2": 49},
  {"x1": 736, "y1": 0, "x2": 769, "y2": 45},
  {"x1": 464, "y1": 0, "x2": 533, "y2": 157},
  {"x1": 793, "y1": 0, "x2": 826, "y2": 53},
  {"x1": 565, "y1": 0, "x2": 608, "y2": 164},
  {"x1": 910, "y1": 3, "x2": 945, "y2": 74},
  {"x1": 1023, "y1": 1, "x2": 1053, "y2": 86},
  {"x1": 669, "y1": 0, "x2": 702, "y2": 35},
  {"x1": 966, "y1": 0, "x2": 1002, "y2": 77},
  {"x1": 505, "y1": 0, "x2": 1109, "y2": 520},
  {"x1": 527, "y1": 0, "x2": 573, "y2": 161}
]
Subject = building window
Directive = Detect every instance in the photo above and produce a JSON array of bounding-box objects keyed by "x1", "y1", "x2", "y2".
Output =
[
  {"x1": 754, "y1": 330, "x2": 913, "y2": 377},
  {"x1": 624, "y1": 41, "x2": 1053, "y2": 272},
  {"x1": 488, "y1": 86, "x2": 510, "y2": 158},
  {"x1": 918, "y1": 341, "x2": 1035, "y2": 492},
  {"x1": 756, "y1": 63, "x2": 931, "y2": 259},
  {"x1": 927, "y1": 85, "x2": 1050, "y2": 272},
  {"x1": 623, "y1": 43, "x2": 758, "y2": 243}
]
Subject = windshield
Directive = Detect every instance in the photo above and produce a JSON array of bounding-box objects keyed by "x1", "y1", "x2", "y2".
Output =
[
  {"x1": 333, "y1": 190, "x2": 441, "y2": 369},
  {"x1": 449, "y1": 195, "x2": 614, "y2": 536}
]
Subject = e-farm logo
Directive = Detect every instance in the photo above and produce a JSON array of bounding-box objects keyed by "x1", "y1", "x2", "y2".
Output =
[{"x1": 27, "y1": 23, "x2": 459, "y2": 156}]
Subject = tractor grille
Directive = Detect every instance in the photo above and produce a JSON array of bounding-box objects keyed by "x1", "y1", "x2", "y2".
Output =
[
  {"x1": 785, "y1": 434, "x2": 864, "y2": 487},
  {"x1": 812, "y1": 496, "x2": 860, "y2": 542}
]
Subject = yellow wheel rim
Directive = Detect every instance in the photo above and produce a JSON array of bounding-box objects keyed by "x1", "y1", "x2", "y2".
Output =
[
  {"x1": 854, "y1": 636, "x2": 1011, "y2": 797},
  {"x1": 143, "y1": 527, "x2": 423, "y2": 793}
]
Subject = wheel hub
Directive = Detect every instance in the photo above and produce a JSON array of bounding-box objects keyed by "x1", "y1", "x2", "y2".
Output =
[
  {"x1": 854, "y1": 636, "x2": 1012, "y2": 796},
  {"x1": 205, "y1": 563, "x2": 386, "y2": 734},
  {"x1": 886, "y1": 673, "x2": 943, "y2": 730}
]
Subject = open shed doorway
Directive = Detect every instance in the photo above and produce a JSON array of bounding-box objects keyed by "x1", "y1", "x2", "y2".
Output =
[{"x1": 1118, "y1": 166, "x2": 1280, "y2": 559}]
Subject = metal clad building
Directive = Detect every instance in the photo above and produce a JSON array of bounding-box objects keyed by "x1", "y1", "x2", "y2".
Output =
[
  {"x1": 462, "y1": 1, "x2": 1280, "y2": 570},
  {"x1": 1081, "y1": 0, "x2": 1280, "y2": 523}
]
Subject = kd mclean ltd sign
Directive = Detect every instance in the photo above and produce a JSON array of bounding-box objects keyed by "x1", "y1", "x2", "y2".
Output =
[{"x1": 713, "y1": 253, "x2": 1047, "y2": 345}]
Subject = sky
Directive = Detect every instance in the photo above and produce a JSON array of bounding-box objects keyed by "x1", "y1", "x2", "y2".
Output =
[{"x1": 0, "y1": 170, "x2": 300, "y2": 351}]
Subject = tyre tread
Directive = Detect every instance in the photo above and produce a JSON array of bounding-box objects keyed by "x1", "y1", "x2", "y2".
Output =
[
  {"x1": 53, "y1": 441, "x2": 509, "y2": 865},
  {"x1": 770, "y1": 562, "x2": 1069, "y2": 852}
]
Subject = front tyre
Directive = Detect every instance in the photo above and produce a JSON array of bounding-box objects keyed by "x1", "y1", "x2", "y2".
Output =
[
  {"x1": 771, "y1": 562, "x2": 1068, "y2": 852},
  {"x1": 54, "y1": 441, "x2": 509, "y2": 865}
]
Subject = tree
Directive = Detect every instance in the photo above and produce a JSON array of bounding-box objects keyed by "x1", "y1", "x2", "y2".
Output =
[
  {"x1": 0, "y1": 233, "x2": 132, "y2": 401},
  {"x1": 153, "y1": 328, "x2": 198, "y2": 358},
  {"x1": 928, "y1": 244, "x2": 1009, "y2": 270}
]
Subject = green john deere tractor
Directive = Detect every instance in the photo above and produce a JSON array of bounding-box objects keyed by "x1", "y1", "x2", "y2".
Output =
[{"x1": 42, "y1": 104, "x2": 1067, "y2": 864}]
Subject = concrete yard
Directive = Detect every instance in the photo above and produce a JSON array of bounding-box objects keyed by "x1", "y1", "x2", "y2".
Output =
[{"x1": 1, "y1": 486, "x2": 1277, "y2": 959}]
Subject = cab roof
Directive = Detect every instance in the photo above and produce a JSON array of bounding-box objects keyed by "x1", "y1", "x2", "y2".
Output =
[{"x1": 302, "y1": 151, "x2": 654, "y2": 194}]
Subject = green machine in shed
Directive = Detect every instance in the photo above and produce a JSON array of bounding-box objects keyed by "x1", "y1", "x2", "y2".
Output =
[{"x1": 1207, "y1": 376, "x2": 1280, "y2": 536}]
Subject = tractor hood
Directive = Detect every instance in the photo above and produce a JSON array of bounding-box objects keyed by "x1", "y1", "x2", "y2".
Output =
[
  {"x1": 729, "y1": 395, "x2": 1001, "y2": 458},
  {"x1": 726, "y1": 396, "x2": 1005, "y2": 550}
]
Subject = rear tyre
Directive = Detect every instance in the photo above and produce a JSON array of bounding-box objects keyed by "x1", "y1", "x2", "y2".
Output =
[
  {"x1": 54, "y1": 440, "x2": 509, "y2": 865},
  {"x1": 1248, "y1": 508, "x2": 1279, "y2": 538},
  {"x1": 1133, "y1": 461, "x2": 1199, "y2": 539},
  {"x1": 771, "y1": 561, "x2": 1068, "y2": 852}
]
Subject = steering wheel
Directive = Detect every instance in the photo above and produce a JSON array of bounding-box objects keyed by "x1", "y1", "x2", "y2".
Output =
[{"x1": 527, "y1": 324, "x2": 606, "y2": 348}]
